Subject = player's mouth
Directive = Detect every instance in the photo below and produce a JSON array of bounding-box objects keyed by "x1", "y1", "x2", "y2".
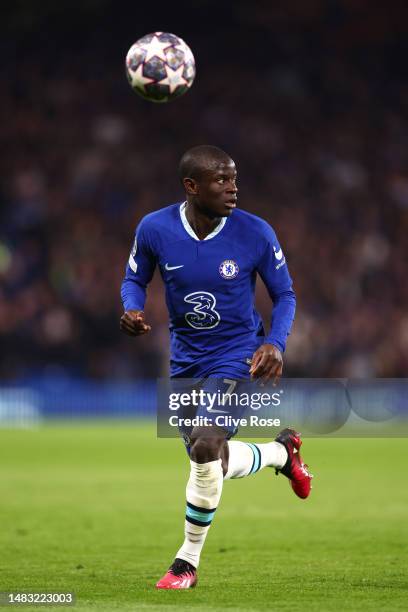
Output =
[{"x1": 225, "y1": 199, "x2": 237, "y2": 209}]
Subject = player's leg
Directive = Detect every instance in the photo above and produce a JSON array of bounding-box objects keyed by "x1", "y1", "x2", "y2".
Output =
[
  {"x1": 224, "y1": 429, "x2": 313, "y2": 499},
  {"x1": 195, "y1": 371, "x2": 313, "y2": 498},
  {"x1": 224, "y1": 437, "x2": 287, "y2": 478},
  {"x1": 156, "y1": 374, "x2": 313, "y2": 589},
  {"x1": 156, "y1": 424, "x2": 226, "y2": 589},
  {"x1": 176, "y1": 425, "x2": 226, "y2": 564},
  {"x1": 190, "y1": 374, "x2": 289, "y2": 480},
  {"x1": 171, "y1": 373, "x2": 289, "y2": 481}
]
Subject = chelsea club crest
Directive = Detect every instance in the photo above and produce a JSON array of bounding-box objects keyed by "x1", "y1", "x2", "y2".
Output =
[{"x1": 219, "y1": 260, "x2": 239, "y2": 279}]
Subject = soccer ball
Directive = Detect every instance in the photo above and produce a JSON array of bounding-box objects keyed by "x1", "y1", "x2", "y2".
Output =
[{"x1": 125, "y1": 32, "x2": 196, "y2": 103}]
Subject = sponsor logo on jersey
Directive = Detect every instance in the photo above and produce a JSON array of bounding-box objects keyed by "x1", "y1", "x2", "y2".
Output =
[
  {"x1": 219, "y1": 260, "x2": 239, "y2": 279},
  {"x1": 273, "y1": 246, "x2": 283, "y2": 260},
  {"x1": 165, "y1": 263, "x2": 184, "y2": 270},
  {"x1": 131, "y1": 237, "x2": 137, "y2": 257},
  {"x1": 129, "y1": 236, "x2": 138, "y2": 272},
  {"x1": 273, "y1": 246, "x2": 286, "y2": 270},
  {"x1": 184, "y1": 291, "x2": 220, "y2": 329}
]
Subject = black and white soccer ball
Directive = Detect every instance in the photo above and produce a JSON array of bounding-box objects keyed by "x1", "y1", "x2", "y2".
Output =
[{"x1": 125, "y1": 32, "x2": 196, "y2": 103}]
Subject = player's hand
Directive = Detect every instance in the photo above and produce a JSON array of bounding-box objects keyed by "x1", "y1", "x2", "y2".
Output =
[
  {"x1": 249, "y1": 343, "x2": 283, "y2": 386},
  {"x1": 120, "y1": 310, "x2": 151, "y2": 336}
]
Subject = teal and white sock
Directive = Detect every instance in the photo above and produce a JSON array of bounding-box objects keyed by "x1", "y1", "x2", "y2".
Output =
[
  {"x1": 176, "y1": 458, "x2": 223, "y2": 568},
  {"x1": 224, "y1": 440, "x2": 287, "y2": 480}
]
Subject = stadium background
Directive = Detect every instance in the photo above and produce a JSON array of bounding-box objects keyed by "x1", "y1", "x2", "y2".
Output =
[
  {"x1": 2, "y1": 0, "x2": 408, "y2": 387},
  {"x1": 1, "y1": 3, "x2": 408, "y2": 610}
]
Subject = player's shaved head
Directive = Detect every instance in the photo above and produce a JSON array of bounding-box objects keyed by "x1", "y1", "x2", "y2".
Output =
[{"x1": 179, "y1": 145, "x2": 234, "y2": 183}]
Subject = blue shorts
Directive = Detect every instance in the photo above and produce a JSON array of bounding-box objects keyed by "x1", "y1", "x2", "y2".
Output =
[{"x1": 171, "y1": 359, "x2": 252, "y2": 451}]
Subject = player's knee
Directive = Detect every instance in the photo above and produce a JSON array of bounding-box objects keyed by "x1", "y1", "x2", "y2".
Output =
[{"x1": 190, "y1": 434, "x2": 224, "y2": 463}]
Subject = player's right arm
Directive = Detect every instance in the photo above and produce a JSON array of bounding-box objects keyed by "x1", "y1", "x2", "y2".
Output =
[
  {"x1": 120, "y1": 218, "x2": 156, "y2": 337},
  {"x1": 120, "y1": 310, "x2": 151, "y2": 336}
]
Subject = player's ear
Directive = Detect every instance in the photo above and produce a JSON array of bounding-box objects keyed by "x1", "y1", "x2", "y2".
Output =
[{"x1": 183, "y1": 177, "x2": 199, "y2": 195}]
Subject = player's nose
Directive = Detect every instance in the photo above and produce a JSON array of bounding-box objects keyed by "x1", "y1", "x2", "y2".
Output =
[{"x1": 228, "y1": 179, "x2": 238, "y2": 193}]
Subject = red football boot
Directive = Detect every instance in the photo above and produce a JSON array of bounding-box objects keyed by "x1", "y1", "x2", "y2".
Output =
[
  {"x1": 156, "y1": 558, "x2": 198, "y2": 589},
  {"x1": 275, "y1": 428, "x2": 313, "y2": 499}
]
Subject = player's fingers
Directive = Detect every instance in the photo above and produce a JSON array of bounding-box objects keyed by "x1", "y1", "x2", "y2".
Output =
[
  {"x1": 259, "y1": 357, "x2": 282, "y2": 386},
  {"x1": 132, "y1": 322, "x2": 151, "y2": 334},
  {"x1": 251, "y1": 352, "x2": 269, "y2": 378},
  {"x1": 120, "y1": 316, "x2": 148, "y2": 335},
  {"x1": 269, "y1": 362, "x2": 283, "y2": 387},
  {"x1": 124, "y1": 310, "x2": 144, "y2": 319},
  {"x1": 123, "y1": 313, "x2": 148, "y2": 331},
  {"x1": 135, "y1": 321, "x2": 151, "y2": 333},
  {"x1": 249, "y1": 356, "x2": 263, "y2": 377},
  {"x1": 120, "y1": 322, "x2": 138, "y2": 336},
  {"x1": 249, "y1": 351, "x2": 263, "y2": 375},
  {"x1": 120, "y1": 317, "x2": 135, "y2": 332},
  {"x1": 258, "y1": 365, "x2": 274, "y2": 385},
  {"x1": 123, "y1": 312, "x2": 144, "y2": 326},
  {"x1": 258, "y1": 359, "x2": 276, "y2": 385},
  {"x1": 121, "y1": 325, "x2": 150, "y2": 337}
]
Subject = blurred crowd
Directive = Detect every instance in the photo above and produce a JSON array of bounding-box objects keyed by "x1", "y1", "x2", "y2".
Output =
[{"x1": 1, "y1": 1, "x2": 408, "y2": 380}]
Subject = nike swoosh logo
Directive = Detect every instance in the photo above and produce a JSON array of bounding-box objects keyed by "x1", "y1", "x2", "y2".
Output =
[
  {"x1": 165, "y1": 263, "x2": 184, "y2": 271},
  {"x1": 274, "y1": 248, "x2": 283, "y2": 261}
]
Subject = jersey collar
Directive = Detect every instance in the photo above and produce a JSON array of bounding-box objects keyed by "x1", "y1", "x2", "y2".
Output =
[{"x1": 179, "y1": 202, "x2": 227, "y2": 241}]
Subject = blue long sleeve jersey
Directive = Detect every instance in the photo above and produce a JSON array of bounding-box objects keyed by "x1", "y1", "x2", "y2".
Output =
[{"x1": 121, "y1": 202, "x2": 296, "y2": 377}]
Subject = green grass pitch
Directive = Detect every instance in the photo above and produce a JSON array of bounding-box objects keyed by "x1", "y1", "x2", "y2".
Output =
[{"x1": 0, "y1": 422, "x2": 407, "y2": 611}]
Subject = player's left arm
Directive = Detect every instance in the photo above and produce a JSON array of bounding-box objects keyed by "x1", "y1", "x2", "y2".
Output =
[
  {"x1": 250, "y1": 223, "x2": 296, "y2": 385},
  {"x1": 120, "y1": 218, "x2": 157, "y2": 336}
]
